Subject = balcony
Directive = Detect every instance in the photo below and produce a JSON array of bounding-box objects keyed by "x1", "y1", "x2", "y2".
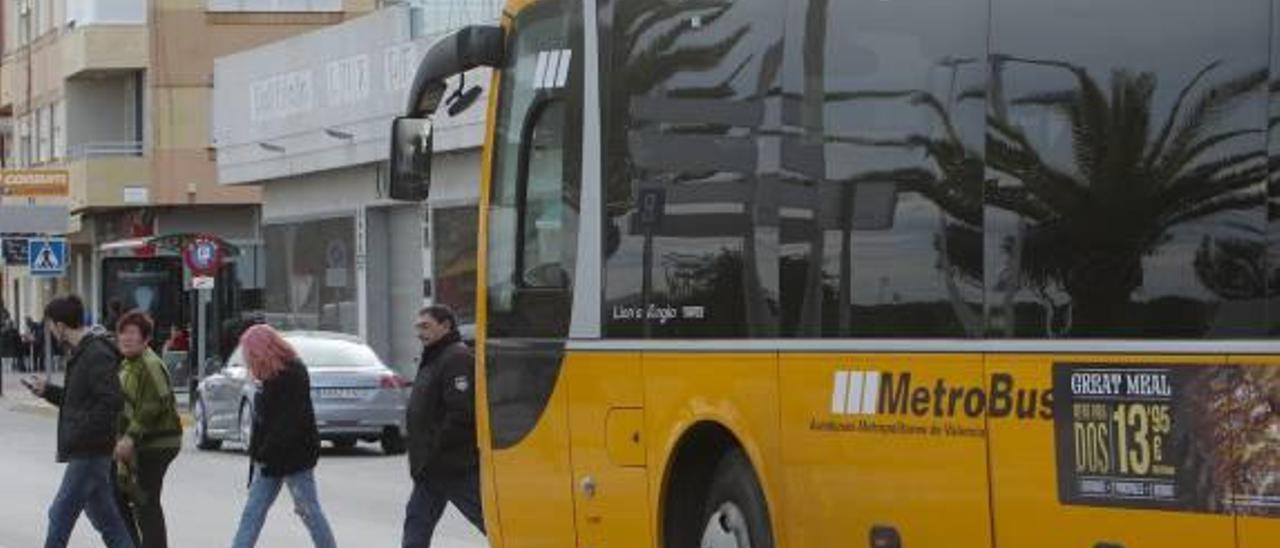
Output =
[
  {"x1": 67, "y1": 0, "x2": 147, "y2": 26},
  {"x1": 61, "y1": 0, "x2": 147, "y2": 79},
  {"x1": 68, "y1": 141, "x2": 144, "y2": 160},
  {"x1": 66, "y1": 141, "x2": 148, "y2": 211}
]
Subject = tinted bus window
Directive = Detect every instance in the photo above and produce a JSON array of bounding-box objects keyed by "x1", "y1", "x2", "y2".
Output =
[
  {"x1": 987, "y1": 0, "x2": 1270, "y2": 338},
  {"x1": 486, "y1": 0, "x2": 583, "y2": 339},
  {"x1": 777, "y1": 0, "x2": 989, "y2": 338},
  {"x1": 1269, "y1": 0, "x2": 1280, "y2": 335},
  {"x1": 601, "y1": 0, "x2": 787, "y2": 338}
]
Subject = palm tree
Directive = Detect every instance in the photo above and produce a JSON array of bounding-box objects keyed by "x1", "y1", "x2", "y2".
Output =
[
  {"x1": 788, "y1": 57, "x2": 1269, "y2": 337},
  {"x1": 1193, "y1": 232, "x2": 1269, "y2": 301},
  {"x1": 987, "y1": 58, "x2": 1268, "y2": 335}
]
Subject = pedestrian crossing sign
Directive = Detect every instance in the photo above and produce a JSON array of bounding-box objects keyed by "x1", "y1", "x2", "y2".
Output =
[{"x1": 28, "y1": 237, "x2": 67, "y2": 277}]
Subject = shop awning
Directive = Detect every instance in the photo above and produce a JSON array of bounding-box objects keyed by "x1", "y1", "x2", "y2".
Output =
[{"x1": 98, "y1": 234, "x2": 243, "y2": 257}]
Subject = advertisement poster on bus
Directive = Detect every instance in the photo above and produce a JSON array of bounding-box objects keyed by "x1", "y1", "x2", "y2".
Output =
[{"x1": 1053, "y1": 363, "x2": 1280, "y2": 517}]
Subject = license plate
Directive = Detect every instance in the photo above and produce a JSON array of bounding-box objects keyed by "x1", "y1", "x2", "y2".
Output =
[{"x1": 314, "y1": 388, "x2": 364, "y2": 400}]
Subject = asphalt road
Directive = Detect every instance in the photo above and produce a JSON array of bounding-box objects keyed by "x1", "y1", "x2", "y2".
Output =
[{"x1": 0, "y1": 395, "x2": 488, "y2": 548}]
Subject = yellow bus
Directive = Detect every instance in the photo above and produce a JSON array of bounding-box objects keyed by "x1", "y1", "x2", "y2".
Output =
[{"x1": 390, "y1": 0, "x2": 1280, "y2": 546}]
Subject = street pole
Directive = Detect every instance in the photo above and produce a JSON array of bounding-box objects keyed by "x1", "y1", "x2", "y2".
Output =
[{"x1": 197, "y1": 288, "x2": 209, "y2": 382}]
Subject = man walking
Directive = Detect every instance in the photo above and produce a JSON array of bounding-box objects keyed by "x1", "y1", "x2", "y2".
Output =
[
  {"x1": 402, "y1": 305, "x2": 485, "y2": 547},
  {"x1": 24, "y1": 295, "x2": 136, "y2": 548}
]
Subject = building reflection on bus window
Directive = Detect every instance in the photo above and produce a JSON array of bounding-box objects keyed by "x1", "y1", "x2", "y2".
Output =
[
  {"x1": 602, "y1": 0, "x2": 786, "y2": 338},
  {"x1": 777, "y1": 0, "x2": 988, "y2": 339},
  {"x1": 601, "y1": 0, "x2": 1279, "y2": 340}
]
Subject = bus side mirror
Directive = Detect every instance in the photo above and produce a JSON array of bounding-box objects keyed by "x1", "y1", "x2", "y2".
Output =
[{"x1": 390, "y1": 117, "x2": 434, "y2": 201}]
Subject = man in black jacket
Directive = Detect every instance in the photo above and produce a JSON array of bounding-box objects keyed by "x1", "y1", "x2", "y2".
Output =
[
  {"x1": 401, "y1": 305, "x2": 485, "y2": 547},
  {"x1": 25, "y1": 295, "x2": 135, "y2": 548}
]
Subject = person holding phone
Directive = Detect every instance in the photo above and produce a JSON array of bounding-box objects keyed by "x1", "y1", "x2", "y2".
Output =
[{"x1": 26, "y1": 295, "x2": 135, "y2": 548}]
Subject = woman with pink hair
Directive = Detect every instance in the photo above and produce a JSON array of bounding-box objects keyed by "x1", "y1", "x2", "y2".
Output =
[{"x1": 230, "y1": 325, "x2": 336, "y2": 548}]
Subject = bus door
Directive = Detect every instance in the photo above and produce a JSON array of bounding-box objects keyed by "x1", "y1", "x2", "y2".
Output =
[
  {"x1": 987, "y1": 355, "x2": 1237, "y2": 547},
  {"x1": 483, "y1": 0, "x2": 584, "y2": 544},
  {"x1": 565, "y1": 349, "x2": 650, "y2": 548}
]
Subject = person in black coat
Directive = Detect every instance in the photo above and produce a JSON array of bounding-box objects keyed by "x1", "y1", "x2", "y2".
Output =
[
  {"x1": 25, "y1": 295, "x2": 135, "y2": 548},
  {"x1": 1, "y1": 318, "x2": 24, "y2": 372},
  {"x1": 229, "y1": 324, "x2": 336, "y2": 548},
  {"x1": 401, "y1": 305, "x2": 485, "y2": 548}
]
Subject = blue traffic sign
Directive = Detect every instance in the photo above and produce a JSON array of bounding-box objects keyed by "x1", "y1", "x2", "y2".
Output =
[{"x1": 28, "y1": 237, "x2": 67, "y2": 277}]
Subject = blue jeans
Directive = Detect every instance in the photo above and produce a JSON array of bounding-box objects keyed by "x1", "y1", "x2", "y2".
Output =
[
  {"x1": 231, "y1": 467, "x2": 336, "y2": 548},
  {"x1": 402, "y1": 472, "x2": 485, "y2": 548},
  {"x1": 44, "y1": 456, "x2": 137, "y2": 548}
]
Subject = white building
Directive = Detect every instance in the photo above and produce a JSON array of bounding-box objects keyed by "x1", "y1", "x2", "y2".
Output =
[{"x1": 212, "y1": 4, "x2": 493, "y2": 371}]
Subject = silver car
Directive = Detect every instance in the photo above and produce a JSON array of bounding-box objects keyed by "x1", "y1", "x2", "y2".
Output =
[{"x1": 192, "y1": 331, "x2": 410, "y2": 455}]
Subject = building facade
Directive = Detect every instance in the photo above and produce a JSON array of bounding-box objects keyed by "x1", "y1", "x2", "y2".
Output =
[
  {"x1": 0, "y1": 0, "x2": 373, "y2": 350},
  {"x1": 213, "y1": 3, "x2": 494, "y2": 372}
]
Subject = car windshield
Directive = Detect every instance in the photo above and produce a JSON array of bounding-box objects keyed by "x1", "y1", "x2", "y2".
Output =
[{"x1": 287, "y1": 337, "x2": 382, "y2": 369}]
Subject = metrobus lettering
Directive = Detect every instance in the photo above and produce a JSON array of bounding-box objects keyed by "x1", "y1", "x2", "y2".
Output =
[{"x1": 834, "y1": 371, "x2": 1052, "y2": 420}]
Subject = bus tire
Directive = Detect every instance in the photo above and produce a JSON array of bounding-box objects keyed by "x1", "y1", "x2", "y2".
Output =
[{"x1": 697, "y1": 448, "x2": 774, "y2": 548}]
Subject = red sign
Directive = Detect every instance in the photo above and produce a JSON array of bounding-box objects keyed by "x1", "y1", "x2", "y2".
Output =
[{"x1": 183, "y1": 235, "x2": 223, "y2": 277}]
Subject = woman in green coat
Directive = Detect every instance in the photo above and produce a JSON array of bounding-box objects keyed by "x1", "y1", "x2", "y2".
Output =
[{"x1": 113, "y1": 312, "x2": 183, "y2": 548}]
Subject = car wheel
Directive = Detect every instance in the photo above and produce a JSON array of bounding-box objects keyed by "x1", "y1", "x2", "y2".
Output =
[
  {"x1": 696, "y1": 449, "x2": 774, "y2": 548},
  {"x1": 238, "y1": 400, "x2": 253, "y2": 453},
  {"x1": 193, "y1": 397, "x2": 221, "y2": 451},
  {"x1": 381, "y1": 430, "x2": 406, "y2": 455}
]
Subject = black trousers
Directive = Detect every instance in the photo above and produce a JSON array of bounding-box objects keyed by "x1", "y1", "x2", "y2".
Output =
[
  {"x1": 402, "y1": 471, "x2": 486, "y2": 548},
  {"x1": 115, "y1": 447, "x2": 179, "y2": 548}
]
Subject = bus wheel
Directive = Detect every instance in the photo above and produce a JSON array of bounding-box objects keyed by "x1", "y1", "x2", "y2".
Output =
[{"x1": 698, "y1": 448, "x2": 773, "y2": 548}]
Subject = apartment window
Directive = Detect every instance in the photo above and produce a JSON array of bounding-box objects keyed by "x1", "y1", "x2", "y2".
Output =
[
  {"x1": 67, "y1": 0, "x2": 144, "y2": 25},
  {"x1": 50, "y1": 0, "x2": 61, "y2": 32},
  {"x1": 19, "y1": 115, "x2": 31, "y2": 167},
  {"x1": 34, "y1": 109, "x2": 41, "y2": 164},
  {"x1": 15, "y1": 0, "x2": 30, "y2": 46},
  {"x1": 205, "y1": 0, "x2": 341, "y2": 13},
  {"x1": 37, "y1": 106, "x2": 49, "y2": 164},
  {"x1": 53, "y1": 101, "x2": 64, "y2": 160},
  {"x1": 133, "y1": 72, "x2": 144, "y2": 146},
  {"x1": 33, "y1": 0, "x2": 44, "y2": 38},
  {"x1": 411, "y1": 0, "x2": 505, "y2": 36}
]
